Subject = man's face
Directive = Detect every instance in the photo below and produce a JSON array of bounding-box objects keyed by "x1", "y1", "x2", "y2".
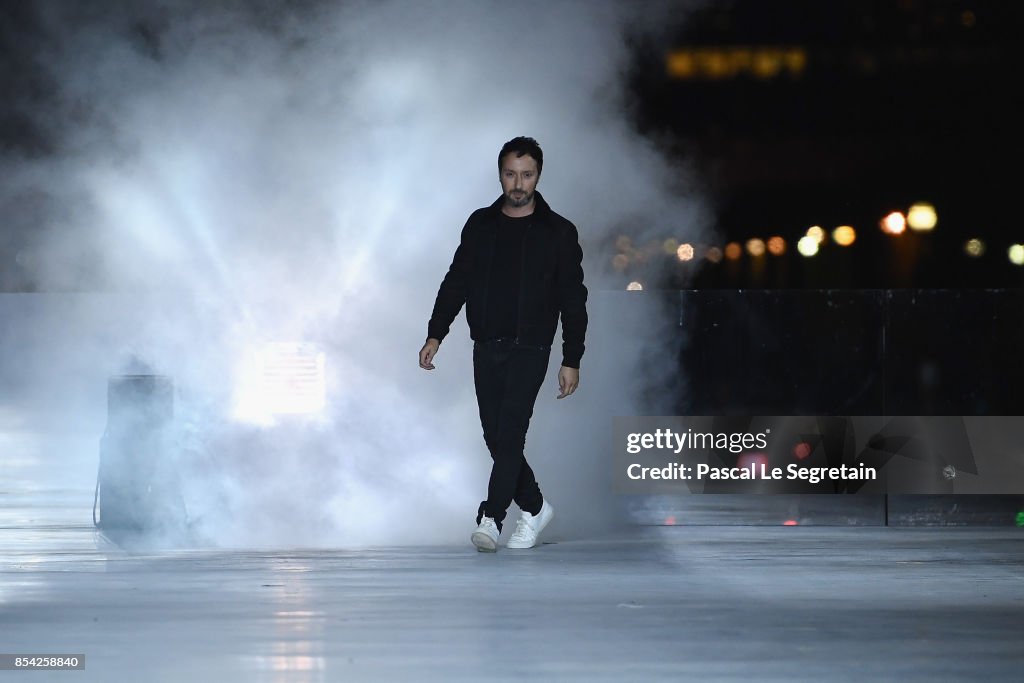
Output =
[{"x1": 499, "y1": 153, "x2": 540, "y2": 208}]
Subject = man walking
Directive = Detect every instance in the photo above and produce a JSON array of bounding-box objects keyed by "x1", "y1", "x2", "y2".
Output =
[{"x1": 419, "y1": 136, "x2": 588, "y2": 552}]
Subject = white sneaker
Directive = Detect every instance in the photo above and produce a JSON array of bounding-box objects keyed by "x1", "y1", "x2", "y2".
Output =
[
  {"x1": 471, "y1": 516, "x2": 499, "y2": 553},
  {"x1": 506, "y1": 500, "x2": 554, "y2": 549}
]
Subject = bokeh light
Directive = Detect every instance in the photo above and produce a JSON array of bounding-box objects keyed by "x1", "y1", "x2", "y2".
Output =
[
  {"x1": 806, "y1": 225, "x2": 826, "y2": 244},
  {"x1": 724, "y1": 242, "x2": 743, "y2": 261},
  {"x1": 676, "y1": 243, "x2": 695, "y2": 261},
  {"x1": 705, "y1": 246, "x2": 723, "y2": 263},
  {"x1": 797, "y1": 235, "x2": 819, "y2": 257},
  {"x1": 746, "y1": 238, "x2": 766, "y2": 257},
  {"x1": 626, "y1": 281, "x2": 643, "y2": 291},
  {"x1": 752, "y1": 50, "x2": 783, "y2": 79},
  {"x1": 1009, "y1": 244, "x2": 1024, "y2": 266},
  {"x1": 832, "y1": 225, "x2": 856, "y2": 246},
  {"x1": 880, "y1": 211, "x2": 906, "y2": 235},
  {"x1": 907, "y1": 202, "x2": 937, "y2": 231},
  {"x1": 964, "y1": 238, "x2": 985, "y2": 257},
  {"x1": 611, "y1": 253, "x2": 629, "y2": 271},
  {"x1": 737, "y1": 452, "x2": 769, "y2": 470},
  {"x1": 662, "y1": 237, "x2": 679, "y2": 255}
]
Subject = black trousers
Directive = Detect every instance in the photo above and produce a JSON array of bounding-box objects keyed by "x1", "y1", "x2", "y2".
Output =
[{"x1": 473, "y1": 338, "x2": 550, "y2": 530}]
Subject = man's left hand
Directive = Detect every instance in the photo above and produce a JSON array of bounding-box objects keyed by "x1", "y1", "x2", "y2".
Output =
[{"x1": 557, "y1": 366, "x2": 579, "y2": 399}]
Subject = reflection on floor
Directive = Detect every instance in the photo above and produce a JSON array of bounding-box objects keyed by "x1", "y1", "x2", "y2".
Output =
[{"x1": 3, "y1": 490, "x2": 1024, "y2": 682}]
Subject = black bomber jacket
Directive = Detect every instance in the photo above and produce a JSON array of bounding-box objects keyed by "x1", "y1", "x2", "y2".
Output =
[{"x1": 427, "y1": 190, "x2": 588, "y2": 369}]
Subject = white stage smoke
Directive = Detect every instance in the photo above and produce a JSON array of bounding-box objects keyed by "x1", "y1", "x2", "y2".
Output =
[{"x1": 1, "y1": 0, "x2": 711, "y2": 547}]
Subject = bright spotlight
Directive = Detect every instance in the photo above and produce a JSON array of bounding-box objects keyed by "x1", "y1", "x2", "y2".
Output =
[
  {"x1": 907, "y1": 203, "x2": 937, "y2": 231},
  {"x1": 1009, "y1": 244, "x2": 1024, "y2": 266},
  {"x1": 234, "y1": 342, "x2": 326, "y2": 422},
  {"x1": 626, "y1": 281, "x2": 643, "y2": 291},
  {"x1": 880, "y1": 211, "x2": 907, "y2": 235},
  {"x1": 676, "y1": 243, "x2": 695, "y2": 261},
  {"x1": 797, "y1": 235, "x2": 819, "y2": 257},
  {"x1": 832, "y1": 226, "x2": 856, "y2": 247}
]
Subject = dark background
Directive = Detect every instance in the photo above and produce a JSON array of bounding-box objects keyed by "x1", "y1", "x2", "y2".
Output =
[
  {"x1": 625, "y1": 0, "x2": 1024, "y2": 290},
  {"x1": 3, "y1": 0, "x2": 1022, "y2": 291}
]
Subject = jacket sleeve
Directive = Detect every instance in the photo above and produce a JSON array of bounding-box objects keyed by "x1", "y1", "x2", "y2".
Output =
[
  {"x1": 427, "y1": 217, "x2": 473, "y2": 343},
  {"x1": 556, "y1": 221, "x2": 588, "y2": 368}
]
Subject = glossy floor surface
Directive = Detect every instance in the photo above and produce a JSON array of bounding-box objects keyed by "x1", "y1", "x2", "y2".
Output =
[{"x1": 3, "y1": 493, "x2": 1024, "y2": 682}]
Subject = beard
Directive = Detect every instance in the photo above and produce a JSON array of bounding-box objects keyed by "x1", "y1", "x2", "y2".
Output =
[{"x1": 506, "y1": 189, "x2": 533, "y2": 208}]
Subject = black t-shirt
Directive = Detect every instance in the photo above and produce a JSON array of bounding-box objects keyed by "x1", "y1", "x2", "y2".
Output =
[{"x1": 483, "y1": 212, "x2": 530, "y2": 339}]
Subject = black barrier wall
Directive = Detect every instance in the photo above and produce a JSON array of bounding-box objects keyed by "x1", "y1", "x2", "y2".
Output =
[
  {"x1": 675, "y1": 289, "x2": 1024, "y2": 416},
  {"x1": 609, "y1": 289, "x2": 1024, "y2": 525}
]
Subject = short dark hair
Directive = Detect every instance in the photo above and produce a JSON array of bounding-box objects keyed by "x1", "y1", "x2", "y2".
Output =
[{"x1": 498, "y1": 136, "x2": 543, "y2": 177}]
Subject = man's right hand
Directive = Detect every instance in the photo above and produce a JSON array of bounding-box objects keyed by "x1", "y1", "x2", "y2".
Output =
[{"x1": 419, "y1": 338, "x2": 441, "y2": 370}]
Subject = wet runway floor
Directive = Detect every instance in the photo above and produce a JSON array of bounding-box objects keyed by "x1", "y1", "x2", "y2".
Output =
[{"x1": 3, "y1": 494, "x2": 1024, "y2": 682}]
